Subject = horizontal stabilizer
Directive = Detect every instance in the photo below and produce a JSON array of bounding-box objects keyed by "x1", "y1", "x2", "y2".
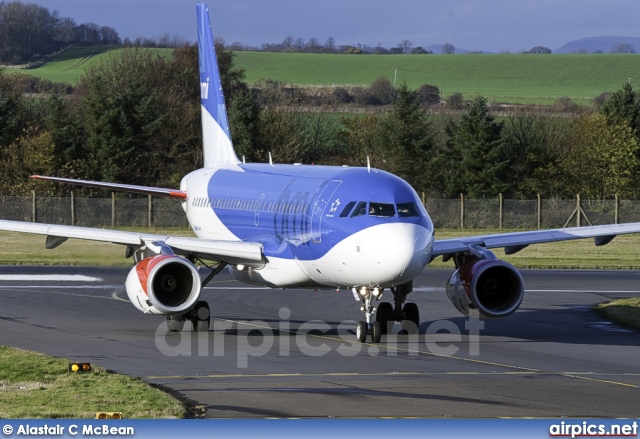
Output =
[{"x1": 30, "y1": 175, "x2": 187, "y2": 199}]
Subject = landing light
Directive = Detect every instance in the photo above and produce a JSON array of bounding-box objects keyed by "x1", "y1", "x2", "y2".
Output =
[
  {"x1": 359, "y1": 287, "x2": 367, "y2": 296},
  {"x1": 96, "y1": 412, "x2": 123, "y2": 419},
  {"x1": 68, "y1": 362, "x2": 91, "y2": 373}
]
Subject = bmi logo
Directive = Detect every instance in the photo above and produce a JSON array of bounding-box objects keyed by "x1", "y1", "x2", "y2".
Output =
[{"x1": 200, "y1": 78, "x2": 210, "y2": 99}]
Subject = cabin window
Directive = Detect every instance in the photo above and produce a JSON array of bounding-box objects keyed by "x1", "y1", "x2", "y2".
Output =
[
  {"x1": 397, "y1": 202, "x2": 420, "y2": 217},
  {"x1": 350, "y1": 201, "x2": 367, "y2": 217},
  {"x1": 340, "y1": 201, "x2": 356, "y2": 218},
  {"x1": 369, "y1": 202, "x2": 395, "y2": 217}
]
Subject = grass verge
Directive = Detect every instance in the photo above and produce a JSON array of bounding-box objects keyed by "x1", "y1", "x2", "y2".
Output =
[
  {"x1": 594, "y1": 298, "x2": 640, "y2": 331},
  {"x1": 4, "y1": 227, "x2": 640, "y2": 269},
  {"x1": 430, "y1": 229, "x2": 640, "y2": 270},
  {"x1": 0, "y1": 346, "x2": 185, "y2": 418},
  {"x1": 0, "y1": 228, "x2": 193, "y2": 267}
]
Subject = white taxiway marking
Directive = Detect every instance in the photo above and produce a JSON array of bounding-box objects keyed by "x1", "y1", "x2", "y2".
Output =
[
  {"x1": 0, "y1": 274, "x2": 102, "y2": 282},
  {"x1": 414, "y1": 287, "x2": 640, "y2": 294}
]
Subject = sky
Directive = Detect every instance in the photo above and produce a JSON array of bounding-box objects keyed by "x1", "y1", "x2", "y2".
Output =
[{"x1": 22, "y1": 0, "x2": 640, "y2": 53}]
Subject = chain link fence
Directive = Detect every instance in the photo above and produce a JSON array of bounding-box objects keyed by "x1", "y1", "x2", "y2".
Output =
[
  {"x1": 0, "y1": 195, "x2": 188, "y2": 228},
  {"x1": 2, "y1": 194, "x2": 640, "y2": 230}
]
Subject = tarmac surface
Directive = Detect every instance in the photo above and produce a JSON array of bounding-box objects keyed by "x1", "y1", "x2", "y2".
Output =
[{"x1": 1, "y1": 266, "x2": 639, "y2": 418}]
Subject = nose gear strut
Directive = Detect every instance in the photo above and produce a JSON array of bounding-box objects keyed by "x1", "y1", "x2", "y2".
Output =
[
  {"x1": 352, "y1": 286, "x2": 383, "y2": 343},
  {"x1": 351, "y1": 281, "x2": 419, "y2": 342}
]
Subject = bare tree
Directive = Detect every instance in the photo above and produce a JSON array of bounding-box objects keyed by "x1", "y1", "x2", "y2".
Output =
[
  {"x1": 610, "y1": 43, "x2": 635, "y2": 54},
  {"x1": 281, "y1": 36, "x2": 293, "y2": 51},
  {"x1": 399, "y1": 39, "x2": 413, "y2": 54},
  {"x1": 306, "y1": 37, "x2": 322, "y2": 53},
  {"x1": 442, "y1": 42, "x2": 455, "y2": 54},
  {"x1": 293, "y1": 37, "x2": 305, "y2": 52},
  {"x1": 324, "y1": 36, "x2": 336, "y2": 53}
]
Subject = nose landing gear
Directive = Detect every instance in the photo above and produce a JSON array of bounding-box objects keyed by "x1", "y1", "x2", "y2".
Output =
[
  {"x1": 352, "y1": 286, "x2": 383, "y2": 343},
  {"x1": 352, "y1": 281, "x2": 419, "y2": 342}
]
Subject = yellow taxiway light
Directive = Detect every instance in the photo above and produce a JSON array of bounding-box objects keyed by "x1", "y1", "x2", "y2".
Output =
[
  {"x1": 68, "y1": 362, "x2": 92, "y2": 373},
  {"x1": 96, "y1": 412, "x2": 123, "y2": 419}
]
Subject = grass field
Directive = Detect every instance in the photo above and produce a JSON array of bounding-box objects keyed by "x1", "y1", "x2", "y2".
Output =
[
  {"x1": 3, "y1": 227, "x2": 640, "y2": 270},
  {"x1": 9, "y1": 46, "x2": 173, "y2": 84},
  {"x1": 235, "y1": 52, "x2": 639, "y2": 105},
  {"x1": 0, "y1": 346, "x2": 185, "y2": 418},
  {"x1": 8, "y1": 47, "x2": 640, "y2": 105}
]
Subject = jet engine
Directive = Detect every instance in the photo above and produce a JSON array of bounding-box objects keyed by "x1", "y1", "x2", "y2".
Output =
[
  {"x1": 125, "y1": 255, "x2": 202, "y2": 315},
  {"x1": 446, "y1": 252, "x2": 524, "y2": 319}
]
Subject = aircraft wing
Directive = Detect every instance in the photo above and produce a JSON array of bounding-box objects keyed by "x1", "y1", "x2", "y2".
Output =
[
  {"x1": 30, "y1": 175, "x2": 187, "y2": 199},
  {"x1": 0, "y1": 219, "x2": 263, "y2": 265},
  {"x1": 432, "y1": 222, "x2": 640, "y2": 258}
]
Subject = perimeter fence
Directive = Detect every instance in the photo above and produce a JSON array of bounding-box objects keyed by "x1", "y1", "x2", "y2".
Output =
[{"x1": 2, "y1": 193, "x2": 640, "y2": 230}]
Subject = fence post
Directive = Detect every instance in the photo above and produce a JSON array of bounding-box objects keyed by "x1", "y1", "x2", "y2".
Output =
[
  {"x1": 460, "y1": 193, "x2": 465, "y2": 230},
  {"x1": 537, "y1": 193, "x2": 541, "y2": 229},
  {"x1": 499, "y1": 193, "x2": 503, "y2": 229},
  {"x1": 70, "y1": 191, "x2": 75, "y2": 226},
  {"x1": 111, "y1": 192, "x2": 116, "y2": 228},
  {"x1": 576, "y1": 194, "x2": 581, "y2": 227},
  {"x1": 32, "y1": 190, "x2": 36, "y2": 223},
  {"x1": 615, "y1": 194, "x2": 619, "y2": 224},
  {"x1": 148, "y1": 195, "x2": 153, "y2": 228}
]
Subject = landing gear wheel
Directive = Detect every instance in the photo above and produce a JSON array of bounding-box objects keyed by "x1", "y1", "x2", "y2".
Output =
[
  {"x1": 356, "y1": 321, "x2": 368, "y2": 343},
  {"x1": 166, "y1": 315, "x2": 184, "y2": 332},
  {"x1": 376, "y1": 302, "x2": 393, "y2": 334},
  {"x1": 402, "y1": 302, "x2": 420, "y2": 334},
  {"x1": 371, "y1": 321, "x2": 382, "y2": 343},
  {"x1": 191, "y1": 301, "x2": 210, "y2": 332}
]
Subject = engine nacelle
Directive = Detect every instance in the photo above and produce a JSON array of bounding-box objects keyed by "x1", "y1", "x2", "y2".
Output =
[
  {"x1": 125, "y1": 255, "x2": 202, "y2": 315},
  {"x1": 446, "y1": 258, "x2": 524, "y2": 318}
]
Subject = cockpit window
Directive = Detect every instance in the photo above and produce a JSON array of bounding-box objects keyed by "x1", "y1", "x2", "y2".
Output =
[
  {"x1": 397, "y1": 202, "x2": 420, "y2": 217},
  {"x1": 369, "y1": 202, "x2": 395, "y2": 217},
  {"x1": 350, "y1": 201, "x2": 367, "y2": 217},
  {"x1": 340, "y1": 201, "x2": 356, "y2": 218}
]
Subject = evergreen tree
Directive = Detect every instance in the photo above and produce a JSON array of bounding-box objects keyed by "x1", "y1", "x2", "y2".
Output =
[
  {"x1": 449, "y1": 94, "x2": 510, "y2": 197},
  {"x1": 228, "y1": 87, "x2": 261, "y2": 162},
  {"x1": 379, "y1": 82, "x2": 433, "y2": 192},
  {"x1": 601, "y1": 82, "x2": 640, "y2": 136},
  {"x1": 45, "y1": 92, "x2": 86, "y2": 174},
  {"x1": 0, "y1": 70, "x2": 20, "y2": 147}
]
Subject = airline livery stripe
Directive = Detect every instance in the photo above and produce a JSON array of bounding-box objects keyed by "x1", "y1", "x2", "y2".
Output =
[{"x1": 0, "y1": 275, "x2": 102, "y2": 281}]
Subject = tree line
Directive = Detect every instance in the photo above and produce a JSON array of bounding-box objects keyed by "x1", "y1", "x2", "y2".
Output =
[
  {"x1": 0, "y1": 1, "x2": 123, "y2": 64},
  {"x1": 1, "y1": 41, "x2": 640, "y2": 200}
]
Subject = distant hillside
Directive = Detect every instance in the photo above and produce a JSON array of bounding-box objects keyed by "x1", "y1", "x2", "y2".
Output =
[{"x1": 555, "y1": 36, "x2": 640, "y2": 54}]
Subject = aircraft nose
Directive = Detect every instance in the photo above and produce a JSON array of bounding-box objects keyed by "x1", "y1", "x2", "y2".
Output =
[{"x1": 347, "y1": 223, "x2": 433, "y2": 285}]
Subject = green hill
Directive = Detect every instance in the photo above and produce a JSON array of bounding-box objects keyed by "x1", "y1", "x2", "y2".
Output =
[
  {"x1": 12, "y1": 46, "x2": 172, "y2": 83},
  {"x1": 234, "y1": 51, "x2": 640, "y2": 105},
  {"x1": 10, "y1": 47, "x2": 640, "y2": 105}
]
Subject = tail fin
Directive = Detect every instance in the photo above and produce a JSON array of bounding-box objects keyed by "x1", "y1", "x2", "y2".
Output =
[{"x1": 196, "y1": 3, "x2": 240, "y2": 167}]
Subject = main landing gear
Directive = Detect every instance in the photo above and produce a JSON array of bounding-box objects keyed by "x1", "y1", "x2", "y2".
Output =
[
  {"x1": 166, "y1": 261, "x2": 227, "y2": 332},
  {"x1": 352, "y1": 281, "x2": 419, "y2": 343}
]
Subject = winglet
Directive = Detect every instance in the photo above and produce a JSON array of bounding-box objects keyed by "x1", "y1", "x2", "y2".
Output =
[{"x1": 196, "y1": 3, "x2": 240, "y2": 167}]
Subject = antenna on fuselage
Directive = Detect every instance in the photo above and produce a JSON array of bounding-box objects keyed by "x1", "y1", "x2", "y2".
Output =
[
  {"x1": 268, "y1": 152, "x2": 274, "y2": 167},
  {"x1": 366, "y1": 156, "x2": 371, "y2": 174}
]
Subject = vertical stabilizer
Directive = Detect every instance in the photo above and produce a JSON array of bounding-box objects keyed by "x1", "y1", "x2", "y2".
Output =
[{"x1": 196, "y1": 3, "x2": 240, "y2": 167}]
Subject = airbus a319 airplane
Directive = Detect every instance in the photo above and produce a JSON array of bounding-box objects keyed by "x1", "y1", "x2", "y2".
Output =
[{"x1": 2, "y1": 3, "x2": 640, "y2": 343}]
